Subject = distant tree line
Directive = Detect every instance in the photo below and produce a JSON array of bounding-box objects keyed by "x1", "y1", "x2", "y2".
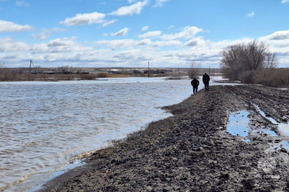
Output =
[
  {"x1": 0, "y1": 67, "x2": 21, "y2": 81},
  {"x1": 220, "y1": 40, "x2": 288, "y2": 87}
]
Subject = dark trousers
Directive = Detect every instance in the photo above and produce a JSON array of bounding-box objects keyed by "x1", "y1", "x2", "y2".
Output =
[
  {"x1": 193, "y1": 86, "x2": 198, "y2": 94},
  {"x1": 204, "y1": 83, "x2": 209, "y2": 91}
]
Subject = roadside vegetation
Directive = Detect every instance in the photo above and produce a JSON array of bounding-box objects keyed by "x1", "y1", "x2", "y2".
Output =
[
  {"x1": 0, "y1": 67, "x2": 176, "y2": 81},
  {"x1": 220, "y1": 40, "x2": 289, "y2": 88},
  {"x1": 0, "y1": 68, "x2": 21, "y2": 81}
]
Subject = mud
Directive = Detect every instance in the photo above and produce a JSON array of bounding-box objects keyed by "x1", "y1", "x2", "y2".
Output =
[{"x1": 39, "y1": 85, "x2": 289, "y2": 192}]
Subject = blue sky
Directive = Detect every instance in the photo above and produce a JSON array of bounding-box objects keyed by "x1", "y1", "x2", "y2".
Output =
[{"x1": 1, "y1": 0, "x2": 289, "y2": 68}]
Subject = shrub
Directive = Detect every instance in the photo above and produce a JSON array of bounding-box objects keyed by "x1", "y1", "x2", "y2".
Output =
[
  {"x1": 220, "y1": 40, "x2": 277, "y2": 81},
  {"x1": 0, "y1": 68, "x2": 21, "y2": 81},
  {"x1": 96, "y1": 73, "x2": 108, "y2": 78},
  {"x1": 239, "y1": 71, "x2": 257, "y2": 84},
  {"x1": 255, "y1": 68, "x2": 289, "y2": 87},
  {"x1": 188, "y1": 61, "x2": 200, "y2": 79},
  {"x1": 220, "y1": 40, "x2": 289, "y2": 88}
]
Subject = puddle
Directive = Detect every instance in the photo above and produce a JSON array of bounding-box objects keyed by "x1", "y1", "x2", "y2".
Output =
[
  {"x1": 253, "y1": 104, "x2": 289, "y2": 136},
  {"x1": 252, "y1": 129, "x2": 278, "y2": 137},
  {"x1": 253, "y1": 104, "x2": 278, "y2": 125},
  {"x1": 227, "y1": 104, "x2": 289, "y2": 150},
  {"x1": 227, "y1": 111, "x2": 250, "y2": 141},
  {"x1": 278, "y1": 124, "x2": 289, "y2": 136},
  {"x1": 273, "y1": 141, "x2": 289, "y2": 150}
]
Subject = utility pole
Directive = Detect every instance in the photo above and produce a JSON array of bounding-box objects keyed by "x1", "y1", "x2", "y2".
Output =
[
  {"x1": 29, "y1": 60, "x2": 34, "y2": 74},
  {"x1": 147, "y1": 61, "x2": 150, "y2": 78}
]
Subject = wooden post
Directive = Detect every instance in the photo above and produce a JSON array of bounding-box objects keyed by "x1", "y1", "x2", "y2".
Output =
[{"x1": 148, "y1": 61, "x2": 150, "y2": 78}]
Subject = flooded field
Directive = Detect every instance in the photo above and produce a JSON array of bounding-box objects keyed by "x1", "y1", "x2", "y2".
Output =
[{"x1": 1, "y1": 77, "x2": 211, "y2": 192}]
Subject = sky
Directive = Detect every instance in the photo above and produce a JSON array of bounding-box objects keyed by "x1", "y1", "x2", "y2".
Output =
[{"x1": 1, "y1": 0, "x2": 289, "y2": 68}]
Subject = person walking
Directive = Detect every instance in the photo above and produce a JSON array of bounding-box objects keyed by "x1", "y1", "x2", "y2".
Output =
[
  {"x1": 202, "y1": 73, "x2": 210, "y2": 91},
  {"x1": 191, "y1": 77, "x2": 199, "y2": 94}
]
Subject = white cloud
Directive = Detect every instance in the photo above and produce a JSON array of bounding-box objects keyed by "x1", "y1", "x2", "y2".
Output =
[
  {"x1": 60, "y1": 12, "x2": 106, "y2": 26},
  {"x1": 141, "y1": 26, "x2": 149, "y2": 31},
  {"x1": 154, "y1": 0, "x2": 169, "y2": 7},
  {"x1": 247, "y1": 11, "x2": 255, "y2": 18},
  {"x1": 0, "y1": 20, "x2": 33, "y2": 32},
  {"x1": 258, "y1": 30, "x2": 289, "y2": 62},
  {"x1": 138, "y1": 39, "x2": 152, "y2": 46},
  {"x1": 102, "y1": 19, "x2": 117, "y2": 27},
  {"x1": 153, "y1": 40, "x2": 182, "y2": 47},
  {"x1": 259, "y1": 30, "x2": 289, "y2": 41},
  {"x1": 0, "y1": 37, "x2": 29, "y2": 52},
  {"x1": 110, "y1": 28, "x2": 129, "y2": 36},
  {"x1": 161, "y1": 26, "x2": 203, "y2": 40},
  {"x1": 1, "y1": 24, "x2": 289, "y2": 68},
  {"x1": 139, "y1": 31, "x2": 162, "y2": 38},
  {"x1": 96, "y1": 39, "x2": 136, "y2": 50},
  {"x1": 185, "y1": 39, "x2": 199, "y2": 47},
  {"x1": 110, "y1": 1, "x2": 148, "y2": 16},
  {"x1": 47, "y1": 37, "x2": 80, "y2": 50},
  {"x1": 281, "y1": 0, "x2": 289, "y2": 3},
  {"x1": 16, "y1": 1, "x2": 29, "y2": 7},
  {"x1": 31, "y1": 28, "x2": 66, "y2": 40}
]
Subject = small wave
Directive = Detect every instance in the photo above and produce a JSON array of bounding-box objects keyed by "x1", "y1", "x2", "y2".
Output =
[{"x1": 0, "y1": 173, "x2": 31, "y2": 192}]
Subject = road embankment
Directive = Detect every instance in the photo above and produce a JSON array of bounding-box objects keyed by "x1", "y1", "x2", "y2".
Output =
[{"x1": 39, "y1": 85, "x2": 289, "y2": 192}]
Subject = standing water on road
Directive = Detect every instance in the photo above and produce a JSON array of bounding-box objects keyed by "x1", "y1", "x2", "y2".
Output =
[{"x1": 0, "y1": 77, "x2": 208, "y2": 192}]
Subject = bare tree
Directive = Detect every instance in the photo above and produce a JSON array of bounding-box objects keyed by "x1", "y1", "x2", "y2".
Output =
[
  {"x1": 188, "y1": 60, "x2": 200, "y2": 79},
  {"x1": 245, "y1": 41, "x2": 267, "y2": 70},
  {"x1": 220, "y1": 40, "x2": 277, "y2": 80},
  {"x1": 264, "y1": 52, "x2": 277, "y2": 68},
  {"x1": 220, "y1": 44, "x2": 247, "y2": 79}
]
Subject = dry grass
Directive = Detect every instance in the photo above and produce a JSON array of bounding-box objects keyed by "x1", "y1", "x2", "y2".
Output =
[
  {"x1": 255, "y1": 68, "x2": 289, "y2": 87},
  {"x1": 106, "y1": 74, "x2": 131, "y2": 78},
  {"x1": 0, "y1": 68, "x2": 21, "y2": 81},
  {"x1": 0, "y1": 68, "x2": 102, "y2": 81},
  {"x1": 238, "y1": 68, "x2": 289, "y2": 88}
]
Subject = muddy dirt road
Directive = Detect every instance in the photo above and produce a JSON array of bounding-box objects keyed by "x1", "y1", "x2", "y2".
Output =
[{"x1": 40, "y1": 85, "x2": 289, "y2": 192}]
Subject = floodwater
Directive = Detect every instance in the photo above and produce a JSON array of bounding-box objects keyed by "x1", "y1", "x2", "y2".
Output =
[{"x1": 1, "y1": 77, "x2": 227, "y2": 192}]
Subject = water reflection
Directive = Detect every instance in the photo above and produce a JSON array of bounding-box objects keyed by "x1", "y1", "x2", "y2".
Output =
[
  {"x1": 273, "y1": 141, "x2": 289, "y2": 150},
  {"x1": 252, "y1": 129, "x2": 278, "y2": 137},
  {"x1": 253, "y1": 104, "x2": 289, "y2": 136},
  {"x1": 227, "y1": 111, "x2": 250, "y2": 138},
  {"x1": 227, "y1": 105, "x2": 289, "y2": 149}
]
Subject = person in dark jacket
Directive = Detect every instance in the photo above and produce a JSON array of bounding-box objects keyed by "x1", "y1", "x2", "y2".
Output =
[
  {"x1": 191, "y1": 77, "x2": 199, "y2": 94},
  {"x1": 202, "y1": 73, "x2": 210, "y2": 91}
]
